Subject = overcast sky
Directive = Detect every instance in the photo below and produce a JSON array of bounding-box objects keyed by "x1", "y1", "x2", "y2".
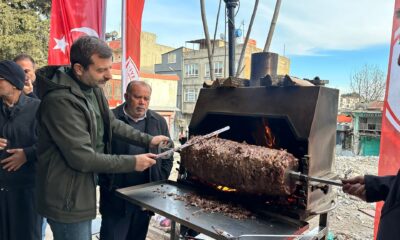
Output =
[{"x1": 106, "y1": 0, "x2": 395, "y2": 92}]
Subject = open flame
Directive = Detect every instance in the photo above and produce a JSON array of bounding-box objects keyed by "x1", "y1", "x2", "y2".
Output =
[
  {"x1": 264, "y1": 125, "x2": 276, "y2": 148},
  {"x1": 216, "y1": 185, "x2": 237, "y2": 192}
]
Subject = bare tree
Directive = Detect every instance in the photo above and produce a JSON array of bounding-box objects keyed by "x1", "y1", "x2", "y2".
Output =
[{"x1": 350, "y1": 64, "x2": 386, "y2": 102}]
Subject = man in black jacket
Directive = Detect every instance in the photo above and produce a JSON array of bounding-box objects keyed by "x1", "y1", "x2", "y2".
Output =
[
  {"x1": 0, "y1": 60, "x2": 41, "y2": 240},
  {"x1": 343, "y1": 172, "x2": 400, "y2": 239},
  {"x1": 99, "y1": 81, "x2": 173, "y2": 240}
]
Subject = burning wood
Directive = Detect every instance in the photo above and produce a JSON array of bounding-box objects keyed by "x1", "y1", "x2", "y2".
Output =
[{"x1": 181, "y1": 137, "x2": 298, "y2": 196}]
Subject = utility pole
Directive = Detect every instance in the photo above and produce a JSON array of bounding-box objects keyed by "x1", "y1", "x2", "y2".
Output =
[
  {"x1": 200, "y1": 0, "x2": 215, "y2": 81},
  {"x1": 264, "y1": 0, "x2": 282, "y2": 52},
  {"x1": 224, "y1": 0, "x2": 239, "y2": 77}
]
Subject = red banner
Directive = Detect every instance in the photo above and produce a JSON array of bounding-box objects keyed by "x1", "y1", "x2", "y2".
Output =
[
  {"x1": 122, "y1": 0, "x2": 145, "y2": 93},
  {"x1": 375, "y1": 0, "x2": 400, "y2": 237},
  {"x1": 48, "y1": 0, "x2": 105, "y2": 65}
]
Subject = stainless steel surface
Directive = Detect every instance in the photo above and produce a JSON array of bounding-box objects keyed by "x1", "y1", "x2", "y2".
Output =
[
  {"x1": 116, "y1": 180, "x2": 309, "y2": 240},
  {"x1": 155, "y1": 126, "x2": 230, "y2": 159},
  {"x1": 289, "y1": 171, "x2": 343, "y2": 187}
]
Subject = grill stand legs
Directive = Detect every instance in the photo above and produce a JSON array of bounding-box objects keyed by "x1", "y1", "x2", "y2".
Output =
[
  {"x1": 318, "y1": 212, "x2": 328, "y2": 240},
  {"x1": 170, "y1": 220, "x2": 177, "y2": 240}
]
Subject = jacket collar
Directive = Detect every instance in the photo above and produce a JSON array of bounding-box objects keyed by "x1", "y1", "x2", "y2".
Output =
[
  {"x1": 39, "y1": 67, "x2": 90, "y2": 100},
  {"x1": 115, "y1": 103, "x2": 156, "y2": 122},
  {"x1": 1, "y1": 93, "x2": 30, "y2": 119}
]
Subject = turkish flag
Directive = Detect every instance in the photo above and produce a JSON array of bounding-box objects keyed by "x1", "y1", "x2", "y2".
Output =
[
  {"x1": 48, "y1": 0, "x2": 105, "y2": 65},
  {"x1": 374, "y1": 0, "x2": 400, "y2": 238},
  {"x1": 121, "y1": 0, "x2": 145, "y2": 93}
]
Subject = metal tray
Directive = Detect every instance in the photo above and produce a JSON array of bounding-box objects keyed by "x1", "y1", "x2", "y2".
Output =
[{"x1": 116, "y1": 180, "x2": 309, "y2": 240}]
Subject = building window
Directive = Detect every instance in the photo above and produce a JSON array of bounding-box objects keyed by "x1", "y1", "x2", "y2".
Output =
[
  {"x1": 184, "y1": 88, "x2": 197, "y2": 102},
  {"x1": 185, "y1": 64, "x2": 199, "y2": 77},
  {"x1": 360, "y1": 117, "x2": 368, "y2": 123},
  {"x1": 168, "y1": 53, "x2": 176, "y2": 63},
  {"x1": 205, "y1": 61, "x2": 224, "y2": 77}
]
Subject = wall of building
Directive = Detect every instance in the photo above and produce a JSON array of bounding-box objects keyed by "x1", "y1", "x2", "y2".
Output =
[
  {"x1": 339, "y1": 93, "x2": 361, "y2": 110},
  {"x1": 140, "y1": 32, "x2": 174, "y2": 73},
  {"x1": 104, "y1": 69, "x2": 124, "y2": 108},
  {"x1": 340, "y1": 97, "x2": 360, "y2": 110},
  {"x1": 108, "y1": 32, "x2": 174, "y2": 74},
  {"x1": 155, "y1": 48, "x2": 185, "y2": 111},
  {"x1": 179, "y1": 41, "x2": 268, "y2": 129},
  {"x1": 277, "y1": 55, "x2": 290, "y2": 76},
  {"x1": 140, "y1": 74, "x2": 179, "y2": 139},
  {"x1": 360, "y1": 136, "x2": 380, "y2": 156},
  {"x1": 350, "y1": 111, "x2": 382, "y2": 155},
  {"x1": 140, "y1": 74, "x2": 178, "y2": 111}
]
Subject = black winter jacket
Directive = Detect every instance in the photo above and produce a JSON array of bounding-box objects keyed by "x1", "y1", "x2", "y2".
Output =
[
  {"x1": 0, "y1": 94, "x2": 40, "y2": 189},
  {"x1": 365, "y1": 171, "x2": 400, "y2": 239}
]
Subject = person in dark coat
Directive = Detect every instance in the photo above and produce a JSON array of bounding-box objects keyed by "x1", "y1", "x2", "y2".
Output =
[
  {"x1": 13, "y1": 53, "x2": 38, "y2": 98},
  {"x1": 0, "y1": 60, "x2": 41, "y2": 240},
  {"x1": 343, "y1": 172, "x2": 400, "y2": 239},
  {"x1": 35, "y1": 37, "x2": 168, "y2": 240},
  {"x1": 14, "y1": 53, "x2": 48, "y2": 240},
  {"x1": 99, "y1": 81, "x2": 174, "y2": 240}
]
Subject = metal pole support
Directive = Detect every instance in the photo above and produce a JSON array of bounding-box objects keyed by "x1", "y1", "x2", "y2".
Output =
[{"x1": 224, "y1": 0, "x2": 239, "y2": 77}]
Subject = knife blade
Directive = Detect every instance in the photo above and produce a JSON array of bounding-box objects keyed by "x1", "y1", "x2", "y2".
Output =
[{"x1": 155, "y1": 126, "x2": 230, "y2": 159}]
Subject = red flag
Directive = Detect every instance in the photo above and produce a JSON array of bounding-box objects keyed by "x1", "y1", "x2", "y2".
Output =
[
  {"x1": 48, "y1": 0, "x2": 106, "y2": 65},
  {"x1": 374, "y1": 0, "x2": 400, "y2": 237},
  {"x1": 122, "y1": 0, "x2": 145, "y2": 93}
]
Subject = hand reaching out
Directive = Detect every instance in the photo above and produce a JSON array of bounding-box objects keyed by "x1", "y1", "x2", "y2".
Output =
[
  {"x1": 342, "y1": 176, "x2": 366, "y2": 201},
  {"x1": 134, "y1": 153, "x2": 157, "y2": 171},
  {"x1": 23, "y1": 79, "x2": 34, "y2": 95},
  {"x1": 149, "y1": 135, "x2": 170, "y2": 148}
]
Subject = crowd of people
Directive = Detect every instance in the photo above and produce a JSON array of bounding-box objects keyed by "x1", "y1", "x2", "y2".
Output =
[
  {"x1": 0, "y1": 35, "x2": 399, "y2": 240},
  {"x1": 0, "y1": 36, "x2": 172, "y2": 240}
]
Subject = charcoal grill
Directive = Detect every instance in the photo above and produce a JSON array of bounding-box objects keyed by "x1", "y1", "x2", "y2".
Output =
[
  {"x1": 117, "y1": 83, "x2": 339, "y2": 239},
  {"x1": 182, "y1": 85, "x2": 339, "y2": 221}
]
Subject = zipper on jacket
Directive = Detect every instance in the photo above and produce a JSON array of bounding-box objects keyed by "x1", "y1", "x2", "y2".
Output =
[{"x1": 64, "y1": 172, "x2": 75, "y2": 211}]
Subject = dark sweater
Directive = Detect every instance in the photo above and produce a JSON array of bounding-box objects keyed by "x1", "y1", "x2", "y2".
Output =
[
  {"x1": 0, "y1": 93, "x2": 40, "y2": 189},
  {"x1": 99, "y1": 103, "x2": 173, "y2": 217},
  {"x1": 365, "y1": 171, "x2": 400, "y2": 239}
]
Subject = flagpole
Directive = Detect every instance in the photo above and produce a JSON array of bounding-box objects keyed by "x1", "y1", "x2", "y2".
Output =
[
  {"x1": 121, "y1": 0, "x2": 127, "y2": 99},
  {"x1": 101, "y1": 0, "x2": 107, "y2": 40}
]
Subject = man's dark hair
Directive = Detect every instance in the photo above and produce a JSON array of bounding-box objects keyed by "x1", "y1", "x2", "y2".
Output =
[
  {"x1": 13, "y1": 53, "x2": 36, "y2": 66},
  {"x1": 70, "y1": 36, "x2": 112, "y2": 69}
]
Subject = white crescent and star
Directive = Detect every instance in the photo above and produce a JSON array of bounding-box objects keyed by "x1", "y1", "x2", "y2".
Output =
[
  {"x1": 70, "y1": 27, "x2": 99, "y2": 38},
  {"x1": 53, "y1": 27, "x2": 99, "y2": 54},
  {"x1": 53, "y1": 35, "x2": 69, "y2": 54}
]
